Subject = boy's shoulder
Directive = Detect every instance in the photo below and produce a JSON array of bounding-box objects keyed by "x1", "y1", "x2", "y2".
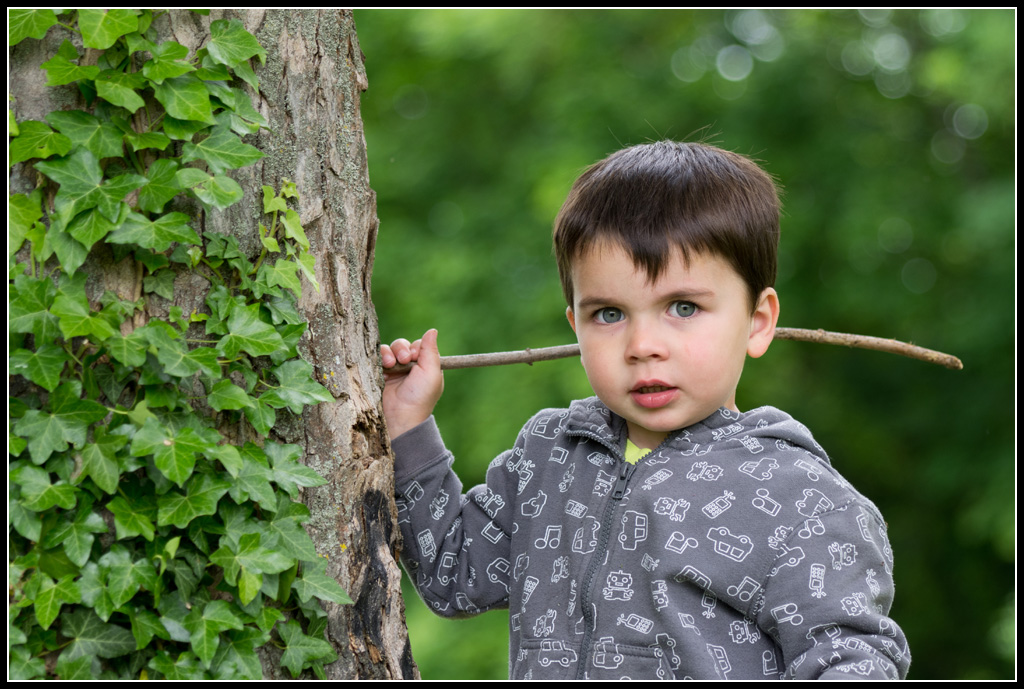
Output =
[
  {"x1": 515, "y1": 396, "x2": 620, "y2": 445},
  {"x1": 664, "y1": 405, "x2": 887, "y2": 526}
]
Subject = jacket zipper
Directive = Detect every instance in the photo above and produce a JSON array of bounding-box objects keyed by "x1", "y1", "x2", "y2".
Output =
[
  {"x1": 568, "y1": 431, "x2": 635, "y2": 680},
  {"x1": 567, "y1": 429, "x2": 677, "y2": 680}
]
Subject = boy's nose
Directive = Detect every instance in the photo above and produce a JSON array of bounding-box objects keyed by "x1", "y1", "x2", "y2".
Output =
[{"x1": 625, "y1": 321, "x2": 669, "y2": 362}]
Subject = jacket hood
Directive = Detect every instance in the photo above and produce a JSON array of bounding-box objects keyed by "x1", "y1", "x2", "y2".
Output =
[{"x1": 564, "y1": 396, "x2": 830, "y2": 466}]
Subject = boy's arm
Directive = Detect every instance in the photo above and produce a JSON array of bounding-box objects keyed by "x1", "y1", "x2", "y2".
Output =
[
  {"x1": 759, "y1": 504, "x2": 911, "y2": 679},
  {"x1": 384, "y1": 328, "x2": 518, "y2": 616},
  {"x1": 391, "y1": 416, "x2": 521, "y2": 617}
]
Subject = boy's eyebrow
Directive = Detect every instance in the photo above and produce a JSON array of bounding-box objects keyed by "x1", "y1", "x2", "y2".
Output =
[{"x1": 576, "y1": 289, "x2": 716, "y2": 310}]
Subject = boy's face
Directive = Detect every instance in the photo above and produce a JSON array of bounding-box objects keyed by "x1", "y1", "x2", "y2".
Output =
[{"x1": 566, "y1": 241, "x2": 779, "y2": 449}]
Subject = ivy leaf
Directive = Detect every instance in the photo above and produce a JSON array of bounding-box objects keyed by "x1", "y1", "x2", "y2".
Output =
[
  {"x1": 78, "y1": 9, "x2": 139, "y2": 50},
  {"x1": 226, "y1": 531, "x2": 295, "y2": 578},
  {"x1": 9, "y1": 345, "x2": 69, "y2": 392},
  {"x1": 216, "y1": 302, "x2": 285, "y2": 358},
  {"x1": 9, "y1": 9, "x2": 58, "y2": 45},
  {"x1": 47, "y1": 219, "x2": 90, "y2": 276},
  {"x1": 269, "y1": 513, "x2": 319, "y2": 562},
  {"x1": 138, "y1": 159, "x2": 181, "y2": 213},
  {"x1": 206, "y1": 19, "x2": 267, "y2": 67},
  {"x1": 243, "y1": 398, "x2": 276, "y2": 436},
  {"x1": 211, "y1": 627, "x2": 265, "y2": 680},
  {"x1": 41, "y1": 42, "x2": 102, "y2": 86},
  {"x1": 293, "y1": 559, "x2": 353, "y2": 605},
  {"x1": 9, "y1": 275, "x2": 58, "y2": 342},
  {"x1": 205, "y1": 80, "x2": 236, "y2": 109},
  {"x1": 131, "y1": 418, "x2": 219, "y2": 486},
  {"x1": 262, "y1": 185, "x2": 287, "y2": 213},
  {"x1": 152, "y1": 75, "x2": 216, "y2": 124},
  {"x1": 51, "y1": 286, "x2": 119, "y2": 341},
  {"x1": 129, "y1": 607, "x2": 166, "y2": 650},
  {"x1": 208, "y1": 379, "x2": 253, "y2": 411},
  {"x1": 61, "y1": 607, "x2": 136, "y2": 660},
  {"x1": 33, "y1": 573, "x2": 82, "y2": 631},
  {"x1": 78, "y1": 429, "x2": 128, "y2": 495},
  {"x1": 9, "y1": 120, "x2": 72, "y2": 166},
  {"x1": 46, "y1": 110, "x2": 124, "y2": 159},
  {"x1": 106, "y1": 495, "x2": 156, "y2": 541},
  {"x1": 142, "y1": 41, "x2": 195, "y2": 84},
  {"x1": 8, "y1": 646, "x2": 44, "y2": 680},
  {"x1": 55, "y1": 654, "x2": 95, "y2": 680},
  {"x1": 280, "y1": 209, "x2": 310, "y2": 251},
  {"x1": 125, "y1": 31, "x2": 155, "y2": 55},
  {"x1": 269, "y1": 323, "x2": 305, "y2": 364},
  {"x1": 107, "y1": 211, "x2": 200, "y2": 252},
  {"x1": 227, "y1": 444, "x2": 276, "y2": 508},
  {"x1": 14, "y1": 383, "x2": 107, "y2": 464},
  {"x1": 184, "y1": 600, "x2": 244, "y2": 668},
  {"x1": 33, "y1": 149, "x2": 101, "y2": 216},
  {"x1": 296, "y1": 251, "x2": 320, "y2": 293},
  {"x1": 95, "y1": 69, "x2": 147, "y2": 112},
  {"x1": 143, "y1": 268, "x2": 176, "y2": 300},
  {"x1": 106, "y1": 330, "x2": 149, "y2": 367},
  {"x1": 124, "y1": 130, "x2": 171, "y2": 153},
  {"x1": 227, "y1": 86, "x2": 268, "y2": 127},
  {"x1": 9, "y1": 190, "x2": 43, "y2": 257},
  {"x1": 212, "y1": 532, "x2": 293, "y2": 605},
  {"x1": 176, "y1": 168, "x2": 245, "y2": 209},
  {"x1": 67, "y1": 204, "x2": 130, "y2": 251},
  {"x1": 265, "y1": 441, "x2": 327, "y2": 498},
  {"x1": 140, "y1": 321, "x2": 221, "y2": 378},
  {"x1": 278, "y1": 620, "x2": 336, "y2": 678},
  {"x1": 43, "y1": 505, "x2": 108, "y2": 567},
  {"x1": 148, "y1": 650, "x2": 207, "y2": 680},
  {"x1": 35, "y1": 151, "x2": 145, "y2": 221},
  {"x1": 100, "y1": 173, "x2": 149, "y2": 220},
  {"x1": 182, "y1": 128, "x2": 264, "y2": 175},
  {"x1": 10, "y1": 464, "x2": 77, "y2": 511},
  {"x1": 204, "y1": 443, "x2": 242, "y2": 477},
  {"x1": 156, "y1": 473, "x2": 231, "y2": 529},
  {"x1": 261, "y1": 359, "x2": 334, "y2": 415},
  {"x1": 10, "y1": 492, "x2": 43, "y2": 540},
  {"x1": 232, "y1": 59, "x2": 259, "y2": 91},
  {"x1": 261, "y1": 233, "x2": 280, "y2": 253},
  {"x1": 163, "y1": 116, "x2": 210, "y2": 141},
  {"x1": 99, "y1": 545, "x2": 158, "y2": 609},
  {"x1": 261, "y1": 258, "x2": 301, "y2": 296}
]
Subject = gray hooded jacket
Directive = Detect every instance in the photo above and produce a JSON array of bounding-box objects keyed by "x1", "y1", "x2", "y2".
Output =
[{"x1": 393, "y1": 398, "x2": 910, "y2": 680}]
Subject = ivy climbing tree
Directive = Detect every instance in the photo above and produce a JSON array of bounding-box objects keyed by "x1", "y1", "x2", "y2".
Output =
[{"x1": 9, "y1": 9, "x2": 416, "y2": 679}]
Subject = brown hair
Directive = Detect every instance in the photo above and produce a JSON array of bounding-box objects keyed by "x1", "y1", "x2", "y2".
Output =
[{"x1": 553, "y1": 141, "x2": 780, "y2": 310}]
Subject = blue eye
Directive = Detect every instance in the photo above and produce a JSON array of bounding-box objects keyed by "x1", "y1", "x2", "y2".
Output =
[
  {"x1": 672, "y1": 301, "x2": 697, "y2": 318},
  {"x1": 595, "y1": 308, "x2": 624, "y2": 324}
]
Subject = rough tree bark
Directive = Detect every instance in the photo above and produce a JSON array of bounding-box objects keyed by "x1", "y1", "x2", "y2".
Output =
[{"x1": 9, "y1": 9, "x2": 417, "y2": 679}]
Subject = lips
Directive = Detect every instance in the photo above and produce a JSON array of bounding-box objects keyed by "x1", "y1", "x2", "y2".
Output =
[{"x1": 630, "y1": 381, "x2": 679, "y2": 409}]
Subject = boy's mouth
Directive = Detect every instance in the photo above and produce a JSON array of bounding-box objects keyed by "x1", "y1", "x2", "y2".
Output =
[{"x1": 630, "y1": 382, "x2": 678, "y2": 409}]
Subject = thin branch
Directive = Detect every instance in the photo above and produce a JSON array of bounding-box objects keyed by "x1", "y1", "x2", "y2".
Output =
[
  {"x1": 390, "y1": 327, "x2": 963, "y2": 373},
  {"x1": 772, "y1": 328, "x2": 963, "y2": 370}
]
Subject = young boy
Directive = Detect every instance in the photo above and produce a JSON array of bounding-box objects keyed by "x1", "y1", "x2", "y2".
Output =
[{"x1": 380, "y1": 141, "x2": 910, "y2": 680}]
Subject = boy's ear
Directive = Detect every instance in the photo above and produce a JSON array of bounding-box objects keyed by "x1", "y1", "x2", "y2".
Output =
[
  {"x1": 747, "y1": 287, "x2": 780, "y2": 359},
  {"x1": 566, "y1": 306, "x2": 577, "y2": 334}
]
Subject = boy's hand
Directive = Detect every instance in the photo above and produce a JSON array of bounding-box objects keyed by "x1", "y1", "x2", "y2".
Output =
[{"x1": 381, "y1": 329, "x2": 444, "y2": 439}]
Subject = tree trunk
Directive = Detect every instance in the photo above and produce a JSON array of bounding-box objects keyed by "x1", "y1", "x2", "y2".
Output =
[
  {"x1": 9, "y1": 8, "x2": 416, "y2": 679},
  {"x1": 233, "y1": 9, "x2": 417, "y2": 679}
]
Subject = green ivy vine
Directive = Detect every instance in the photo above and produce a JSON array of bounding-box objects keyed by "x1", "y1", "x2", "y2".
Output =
[{"x1": 9, "y1": 9, "x2": 349, "y2": 680}]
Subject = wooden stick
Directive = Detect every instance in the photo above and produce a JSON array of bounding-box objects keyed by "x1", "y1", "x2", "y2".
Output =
[
  {"x1": 389, "y1": 327, "x2": 963, "y2": 372},
  {"x1": 772, "y1": 328, "x2": 963, "y2": 370}
]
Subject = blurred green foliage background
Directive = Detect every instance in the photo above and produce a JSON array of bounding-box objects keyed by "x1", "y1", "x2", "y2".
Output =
[{"x1": 354, "y1": 9, "x2": 1014, "y2": 680}]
